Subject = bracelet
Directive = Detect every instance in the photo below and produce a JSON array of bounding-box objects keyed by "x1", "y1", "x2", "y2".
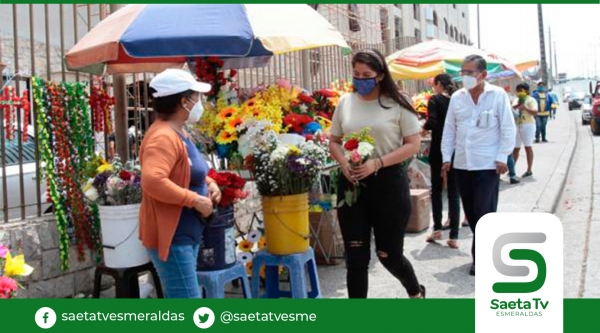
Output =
[
  {"x1": 379, "y1": 157, "x2": 385, "y2": 169},
  {"x1": 374, "y1": 158, "x2": 382, "y2": 175}
]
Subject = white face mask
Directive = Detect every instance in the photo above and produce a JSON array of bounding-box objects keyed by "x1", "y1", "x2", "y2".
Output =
[
  {"x1": 461, "y1": 75, "x2": 479, "y2": 90},
  {"x1": 184, "y1": 98, "x2": 204, "y2": 124}
]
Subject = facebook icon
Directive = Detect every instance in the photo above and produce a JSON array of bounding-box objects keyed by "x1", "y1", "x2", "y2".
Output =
[{"x1": 35, "y1": 307, "x2": 56, "y2": 329}]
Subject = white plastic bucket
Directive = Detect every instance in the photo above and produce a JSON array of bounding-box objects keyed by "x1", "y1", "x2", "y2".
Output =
[{"x1": 98, "y1": 204, "x2": 149, "y2": 268}]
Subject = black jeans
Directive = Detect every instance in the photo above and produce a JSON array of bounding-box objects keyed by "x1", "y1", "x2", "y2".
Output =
[
  {"x1": 337, "y1": 165, "x2": 421, "y2": 298},
  {"x1": 430, "y1": 157, "x2": 461, "y2": 239},
  {"x1": 454, "y1": 169, "x2": 500, "y2": 261}
]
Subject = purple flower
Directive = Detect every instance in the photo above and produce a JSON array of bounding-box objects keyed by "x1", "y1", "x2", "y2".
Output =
[
  {"x1": 93, "y1": 172, "x2": 111, "y2": 188},
  {"x1": 287, "y1": 156, "x2": 315, "y2": 175}
]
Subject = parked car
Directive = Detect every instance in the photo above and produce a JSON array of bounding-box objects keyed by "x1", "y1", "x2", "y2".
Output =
[
  {"x1": 569, "y1": 92, "x2": 587, "y2": 110},
  {"x1": 589, "y1": 81, "x2": 600, "y2": 135},
  {"x1": 582, "y1": 96, "x2": 593, "y2": 125},
  {"x1": 0, "y1": 126, "x2": 49, "y2": 221},
  {"x1": 563, "y1": 86, "x2": 573, "y2": 102}
]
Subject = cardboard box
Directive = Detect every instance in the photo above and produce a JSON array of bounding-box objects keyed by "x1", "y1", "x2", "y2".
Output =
[{"x1": 407, "y1": 189, "x2": 431, "y2": 233}]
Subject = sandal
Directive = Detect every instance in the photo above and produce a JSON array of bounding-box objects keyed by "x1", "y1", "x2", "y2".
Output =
[
  {"x1": 442, "y1": 219, "x2": 451, "y2": 230},
  {"x1": 447, "y1": 239, "x2": 460, "y2": 249},
  {"x1": 426, "y1": 230, "x2": 443, "y2": 243}
]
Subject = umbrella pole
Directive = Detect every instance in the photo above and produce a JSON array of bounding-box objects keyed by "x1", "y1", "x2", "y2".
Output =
[{"x1": 110, "y1": 4, "x2": 130, "y2": 163}]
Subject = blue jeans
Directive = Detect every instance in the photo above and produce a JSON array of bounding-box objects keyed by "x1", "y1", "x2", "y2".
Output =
[
  {"x1": 148, "y1": 244, "x2": 201, "y2": 298},
  {"x1": 507, "y1": 154, "x2": 516, "y2": 179},
  {"x1": 535, "y1": 116, "x2": 549, "y2": 141}
]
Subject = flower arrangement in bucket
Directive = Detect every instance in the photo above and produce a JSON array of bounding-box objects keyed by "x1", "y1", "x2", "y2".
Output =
[
  {"x1": 83, "y1": 156, "x2": 149, "y2": 268},
  {"x1": 0, "y1": 242, "x2": 34, "y2": 298},
  {"x1": 197, "y1": 170, "x2": 249, "y2": 271},
  {"x1": 339, "y1": 128, "x2": 375, "y2": 207},
  {"x1": 243, "y1": 121, "x2": 327, "y2": 255}
]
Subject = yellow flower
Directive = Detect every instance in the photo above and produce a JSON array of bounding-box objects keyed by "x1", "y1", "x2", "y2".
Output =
[
  {"x1": 287, "y1": 145, "x2": 300, "y2": 155},
  {"x1": 245, "y1": 261, "x2": 253, "y2": 276},
  {"x1": 3, "y1": 252, "x2": 34, "y2": 277},
  {"x1": 217, "y1": 107, "x2": 237, "y2": 122},
  {"x1": 238, "y1": 239, "x2": 253, "y2": 253},
  {"x1": 258, "y1": 237, "x2": 267, "y2": 250},
  {"x1": 225, "y1": 117, "x2": 243, "y2": 134},
  {"x1": 216, "y1": 130, "x2": 237, "y2": 145},
  {"x1": 97, "y1": 163, "x2": 114, "y2": 174}
]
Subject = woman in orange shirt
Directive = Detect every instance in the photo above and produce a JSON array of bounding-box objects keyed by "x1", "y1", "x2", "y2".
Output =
[{"x1": 139, "y1": 69, "x2": 220, "y2": 298}]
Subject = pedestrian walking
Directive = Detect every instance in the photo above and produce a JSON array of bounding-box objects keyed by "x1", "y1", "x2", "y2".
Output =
[
  {"x1": 513, "y1": 82, "x2": 539, "y2": 178},
  {"x1": 548, "y1": 88, "x2": 559, "y2": 119},
  {"x1": 441, "y1": 55, "x2": 516, "y2": 276},
  {"x1": 423, "y1": 73, "x2": 461, "y2": 249},
  {"x1": 139, "y1": 69, "x2": 221, "y2": 298},
  {"x1": 330, "y1": 49, "x2": 425, "y2": 298},
  {"x1": 532, "y1": 81, "x2": 556, "y2": 142}
]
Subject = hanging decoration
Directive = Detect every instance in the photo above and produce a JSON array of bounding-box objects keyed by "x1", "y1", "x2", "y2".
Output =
[
  {"x1": 0, "y1": 86, "x2": 31, "y2": 142},
  {"x1": 32, "y1": 77, "x2": 102, "y2": 271},
  {"x1": 89, "y1": 79, "x2": 114, "y2": 134},
  {"x1": 194, "y1": 56, "x2": 237, "y2": 102}
]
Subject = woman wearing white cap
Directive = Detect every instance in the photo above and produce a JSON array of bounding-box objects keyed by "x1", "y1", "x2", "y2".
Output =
[{"x1": 139, "y1": 69, "x2": 221, "y2": 298}]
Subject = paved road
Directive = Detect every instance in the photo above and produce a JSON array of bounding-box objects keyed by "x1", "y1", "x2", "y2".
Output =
[{"x1": 319, "y1": 82, "x2": 598, "y2": 298}]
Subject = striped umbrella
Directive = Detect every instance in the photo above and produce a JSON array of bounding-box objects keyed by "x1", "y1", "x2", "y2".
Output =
[
  {"x1": 66, "y1": 4, "x2": 349, "y2": 75},
  {"x1": 386, "y1": 39, "x2": 519, "y2": 81}
]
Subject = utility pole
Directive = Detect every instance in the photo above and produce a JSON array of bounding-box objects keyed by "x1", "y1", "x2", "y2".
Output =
[
  {"x1": 477, "y1": 4, "x2": 481, "y2": 49},
  {"x1": 548, "y1": 27, "x2": 553, "y2": 85},
  {"x1": 554, "y1": 41, "x2": 558, "y2": 79},
  {"x1": 537, "y1": 4, "x2": 548, "y2": 86},
  {"x1": 109, "y1": 4, "x2": 130, "y2": 163}
]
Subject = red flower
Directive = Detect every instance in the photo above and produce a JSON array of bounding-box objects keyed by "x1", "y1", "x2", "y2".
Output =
[
  {"x1": 298, "y1": 94, "x2": 315, "y2": 104},
  {"x1": 317, "y1": 111, "x2": 331, "y2": 120},
  {"x1": 317, "y1": 89, "x2": 337, "y2": 98},
  {"x1": 229, "y1": 69, "x2": 238, "y2": 78},
  {"x1": 344, "y1": 138, "x2": 359, "y2": 151},
  {"x1": 119, "y1": 170, "x2": 133, "y2": 181},
  {"x1": 0, "y1": 277, "x2": 18, "y2": 299},
  {"x1": 305, "y1": 134, "x2": 314, "y2": 141}
]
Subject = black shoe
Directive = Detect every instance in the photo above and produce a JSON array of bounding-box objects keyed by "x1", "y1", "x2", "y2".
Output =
[
  {"x1": 510, "y1": 177, "x2": 520, "y2": 184},
  {"x1": 469, "y1": 263, "x2": 475, "y2": 276},
  {"x1": 522, "y1": 171, "x2": 533, "y2": 178},
  {"x1": 420, "y1": 285, "x2": 426, "y2": 298},
  {"x1": 534, "y1": 139, "x2": 540, "y2": 143},
  {"x1": 542, "y1": 139, "x2": 548, "y2": 143}
]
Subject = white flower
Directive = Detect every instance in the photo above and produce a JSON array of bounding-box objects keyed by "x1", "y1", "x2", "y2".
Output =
[
  {"x1": 84, "y1": 187, "x2": 99, "y2": 202},
  {"x1": 270, "y1": 145, "x2": 290, "y2": 163},
  {"x1": 237, "y1": 252, "x2": 253, "y2": 263},
  {"x1": 296, "y1": 158, "x2": 311, "y2": 166},
  {"x1": 357, "y1": 142, "x2": 374, "y2": 157},
  {"x1": 247, "y1": 230, "x2": 261, "y2": 243}
]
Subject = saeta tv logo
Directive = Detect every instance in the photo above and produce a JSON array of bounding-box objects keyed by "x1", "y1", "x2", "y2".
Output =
[{"x1": 492, "y1": 232, "x2": 546, "y2": 293}]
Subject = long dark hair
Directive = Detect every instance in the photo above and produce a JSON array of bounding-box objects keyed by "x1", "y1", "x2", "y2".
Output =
[
  {"x1": 434, "y1": 73, "x2": 457, "y2": 95},
  {"x1": 352, "y1": 49, "x2": 417, "y2": 115}
]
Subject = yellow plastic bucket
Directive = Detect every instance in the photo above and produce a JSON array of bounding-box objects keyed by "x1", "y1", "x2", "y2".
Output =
[{"x1": 262, "y1": 193, "x2": 310, "y2": 255}]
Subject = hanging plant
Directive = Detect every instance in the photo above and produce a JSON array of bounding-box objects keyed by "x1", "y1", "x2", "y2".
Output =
[{"x1": 89, "y1": 79, "x2": 114, "y2": 134}]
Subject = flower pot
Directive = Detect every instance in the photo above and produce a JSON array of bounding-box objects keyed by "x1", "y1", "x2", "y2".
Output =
[
  {"x1": 262, "y1": 193, "x2": 310, "y2": 255},
  {"x1": 98, "y1": 204, "x2": 149, "y2": 268},
  {"x1": 197, "y1": 206, "x2": 237, "y2": 271}
]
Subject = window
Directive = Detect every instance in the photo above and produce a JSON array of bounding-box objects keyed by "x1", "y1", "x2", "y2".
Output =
[
  {"x1": 453, "y1": 4, "x2": 457, "y2": 9},
  {"x1": 433, "y1": 11, "x2": 438, "y2": 27},
  {"x1": 454, "y1": 27, "x2": 458, "y2": 40},
  {"x1": 380, "y1": 7, "x2": 389, "y2": 43},
  {"x1": 450, "y1": 25, "x2": 454, "y2": 38},
  {"x1": 444, "y1": 19, "x2": 448, "y2": 34},
  {"x1": 394, "y1": 16, "x2": 403, "y2": 38},
  {"x1": 348, "y1": 4, "x2": 360, "y2": 32},
  {"x1": 415, "y1": 28, "x2": 421, "y2": 39},
  {"x1": 413, "y1": 4, "x2": 420, "y2": 21},
  {"x1": 462, "y1": 12, "x2": 465, "y2": 18}
]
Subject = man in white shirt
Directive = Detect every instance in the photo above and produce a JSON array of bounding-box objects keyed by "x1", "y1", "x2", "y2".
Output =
[{"x1": 441, "y1": 55, "x2": 516, "y2": 276}]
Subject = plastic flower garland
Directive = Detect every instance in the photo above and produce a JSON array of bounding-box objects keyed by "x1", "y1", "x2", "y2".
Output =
[
  {"x1": 89, "y1": 79, "x2": 114, "y2": 134},
  {"x1": 0, "y1": 86, "x2": 31, "y2": 142},
  {"x1": 33, "y1": 77, "x2": 101, "y2": 270}
]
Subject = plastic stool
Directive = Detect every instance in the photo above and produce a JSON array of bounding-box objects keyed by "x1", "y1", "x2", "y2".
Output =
[
  {"x1": 92, "y1": 262, "x2": 164, "y2": 298},
  {"x1": 197, "y1": 261, "x2": 251, "y2": 298},
  {"x1": 251, "y1": 248, "x2": 321, "y2": 299}
]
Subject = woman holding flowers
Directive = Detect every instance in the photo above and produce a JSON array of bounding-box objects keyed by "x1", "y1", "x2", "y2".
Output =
[
  {"x1": 329, "y1": 49, "x2": 425, "y2": 298},
  {"x1": 139, "y1": 69, "x2": 221, "y2": 298}
]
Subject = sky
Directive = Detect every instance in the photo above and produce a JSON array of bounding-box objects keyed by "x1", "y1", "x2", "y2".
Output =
[{"x1": 468, "y1": 4, "x2": 600, "y2": 78}]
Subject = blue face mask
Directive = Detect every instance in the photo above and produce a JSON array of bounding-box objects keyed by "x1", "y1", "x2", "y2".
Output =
[
  {"x1": 353, "y1": 77, "x2": 378, "y2": 96},
  {"x1": 538, "y1": 87, "x2": 545, "y2": 93}
]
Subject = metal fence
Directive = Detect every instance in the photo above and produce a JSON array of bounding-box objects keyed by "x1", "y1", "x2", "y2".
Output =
[{"x1": 0, "y1": 4, "x2": 425, "y2": 223}]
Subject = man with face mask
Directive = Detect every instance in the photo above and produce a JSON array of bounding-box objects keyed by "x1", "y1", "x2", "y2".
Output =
[
  {"x1": 531, "y1": 81, "x2": 556, "y2": 142},
  {"x1": 441, "y1": 55, "x2": 516, "y2": 276}
]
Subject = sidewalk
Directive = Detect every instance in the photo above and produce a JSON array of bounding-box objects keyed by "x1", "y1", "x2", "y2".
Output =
[{"x1": 319, "y1": 105, "x2": 577, "y2": 298}]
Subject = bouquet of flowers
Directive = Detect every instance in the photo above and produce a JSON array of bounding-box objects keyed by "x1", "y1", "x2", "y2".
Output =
[
  {"x1": 0, "y1": 242, "x2": 34, "y2": 298},
  {"x1": 82, "y1": 156, "x2": 142, "y2": 206},
  {"x1": 339, "y1": 128, "x2": 375, "y2": 207},
  {"x1": 412, "y1": 90, "x2": 434, "y2": 119},
  {"x1": 207, "y1": 169, "x2": 249, "y2": 208},
  {"x1": 245, "y1": 122, "x2": 327, "y2": 197}
]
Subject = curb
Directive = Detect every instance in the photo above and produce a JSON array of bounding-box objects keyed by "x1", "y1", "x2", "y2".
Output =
[{"x1": 531, "y1": 113, "x2": 579, "y2": 214}]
